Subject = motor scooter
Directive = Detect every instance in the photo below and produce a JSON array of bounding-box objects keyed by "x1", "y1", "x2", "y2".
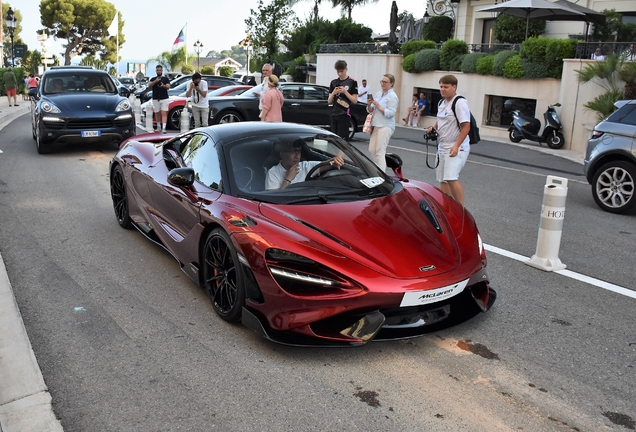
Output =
[{"x1": 505, "y1": 100, "x2": 565, "y2": 149}]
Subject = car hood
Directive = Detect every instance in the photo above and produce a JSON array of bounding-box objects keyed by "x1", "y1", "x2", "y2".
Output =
[
  {"x1": 258, "y1": 185, "x2": 465, "y2": 278},
  {"x1": 44, "y1": 93, "x2": 124, "y2": 113}
]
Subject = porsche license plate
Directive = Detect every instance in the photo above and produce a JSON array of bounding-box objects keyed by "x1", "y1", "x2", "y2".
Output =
[
  {"x1": 400, "y1": 279, "x2": 469, "y2": 307},
  {"x1": 81, "y1": 131, "x2": 101, "y2": 138}
]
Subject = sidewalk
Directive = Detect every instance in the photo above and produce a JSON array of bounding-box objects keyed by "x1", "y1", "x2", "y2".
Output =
[
  {"x1": 0, "y1": 96, "x2": 64, "y2": 432},
  {"x1": 0, "y1": 96, "x2": 586, "y2": 432}
]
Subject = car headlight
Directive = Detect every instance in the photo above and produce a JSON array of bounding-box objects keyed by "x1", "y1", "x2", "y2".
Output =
[
  {"x1": 41, "y1": 101, "x2": 61, "y2": 114},
  {"x1": 116, "y1": 100, "x2": 132, "y2": 112}
]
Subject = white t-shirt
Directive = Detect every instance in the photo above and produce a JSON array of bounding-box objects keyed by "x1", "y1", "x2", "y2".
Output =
[
  {"x1": 437, "y1": 96, "x2": 470, "y2": 152},
  {"x1": 358, "y1": 85, "x2": 370, "y2": 103},
  {"x1": 189, "y1": 80, "x2": 209, "y2": 108},
  {"x1": 266, "y1": 161, "x2": 321, "y2": 190}
]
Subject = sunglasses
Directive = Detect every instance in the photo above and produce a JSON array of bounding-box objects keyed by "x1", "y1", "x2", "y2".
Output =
[{"x1": 283, "y1": 148, "x2": 302, "y2": 154}]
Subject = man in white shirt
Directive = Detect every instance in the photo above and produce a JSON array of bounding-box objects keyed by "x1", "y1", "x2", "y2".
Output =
[
  {"x1": 256, "y1": 63, "x2": 273, "y2": 110},
  {"x1": 266, "y1": 140, "x2": 344, "y2": 190},
  {"x1": 358, "y1": 79, "x2": 370, "y2": 104},
  {"x1": 186, "y1": 72, "x2": 209, "y2": 128}
]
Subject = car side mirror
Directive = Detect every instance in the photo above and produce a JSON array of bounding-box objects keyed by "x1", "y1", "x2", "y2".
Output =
[
  {"x1": 119, "y1": 87, "x2": 131, "y2": 97},
  {"x1": 385, "y1": 153, "x2": 402, "y2": 169},
  {"x1": 168, "y1": 168, "x2": 195, "y2": 187}
]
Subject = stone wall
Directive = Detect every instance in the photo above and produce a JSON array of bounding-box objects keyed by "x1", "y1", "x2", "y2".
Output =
[{"x1": 316, "y1": 54, "x2": 616, "y2": 155}]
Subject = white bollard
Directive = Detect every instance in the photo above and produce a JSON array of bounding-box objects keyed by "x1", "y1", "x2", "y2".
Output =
[
  {"x1": 180, "y1": 107, "x2": 190, "y2": 133},
  {"x1": 526, "y1": 175, "x2": 568, "y2": 271},
  {"x1": 132, "y1": 96, "x2": 140, "y2": 124},
  {"x1": 145, "y1": 100, "x2": 154, "y2": 131}
]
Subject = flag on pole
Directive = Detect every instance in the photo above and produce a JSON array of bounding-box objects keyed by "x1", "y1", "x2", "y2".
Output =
[
  {"x1": 173, "y1": 25, "x2": 186, "y2": 48},
  {"x1": 107, "y1": 12, "x2": 118, "y2": 36}
]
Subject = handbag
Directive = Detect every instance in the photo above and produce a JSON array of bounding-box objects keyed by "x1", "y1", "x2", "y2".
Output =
[{"x1": 363, "y1": 113, "x2": 374, "y2": 134}]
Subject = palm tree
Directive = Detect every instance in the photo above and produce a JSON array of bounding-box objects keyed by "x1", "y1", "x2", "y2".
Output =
[
  {"x1": 331, "y1": 0, "x2": 378, "y2": 20},
  {"x1": 147, "y1": 47, "x2": 187, "y2": 72}
]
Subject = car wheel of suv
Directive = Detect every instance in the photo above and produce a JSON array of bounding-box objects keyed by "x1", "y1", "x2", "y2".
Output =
[
  {"x1": 348, "y1": 118, "x2": 356, "y2": 140},
  {"x1": 202, "y1": 228, "x2": 245, "y2": 322},
  {"x1": 547, "y1": 132, "x2": 565, "y2": 149},
  {"x1": 218, "y1": 112, "x2": 243, "y2": 124},
  {"x1": 35, "y1": 128, "x2": 51, "y2": 154},
  {"x1": 168, "y1": 108, "x2": 182, "y2": 130},
  {"x1": 592, "y1": 161, "x2": 636, "y2": 214}
]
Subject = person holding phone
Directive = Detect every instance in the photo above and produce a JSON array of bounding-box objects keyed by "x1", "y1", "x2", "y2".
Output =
[
  {"x1": 186, "y1": 72, "x2": 209, "y2": 128},
  {"x1": 327, "y1": 60, "x2": 358, "y2": 140},
  {"x1": 367, "y1": 74, "x2": 398, "y2": 171},
  {"x1": 149, "y1": 65, "x2": 171, "y2": 133}
]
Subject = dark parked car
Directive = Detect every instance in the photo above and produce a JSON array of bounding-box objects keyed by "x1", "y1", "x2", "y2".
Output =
[
  {"x1": 205, "y1": 83, "x2": 368, "y2": 139},
  {"x1": 110, "y1": 122, "x2": 495, "y2": 346},
  {"x1": 135, "y1": 75, "x2": 237, "y2": 103},
  {"x1": 117, "y1": 77, "x2": 137, "y2": 92},
  {"x1": 584, "y1": 99, "x2": 636, "y2": 214},
  {"x1": 29, "y1": 66, "x2": 135, "y2": 154}
]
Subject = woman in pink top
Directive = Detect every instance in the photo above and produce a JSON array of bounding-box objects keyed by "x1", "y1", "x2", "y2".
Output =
[{"x1": 260, "y1": 75, "x2": 284, "y2": 122}]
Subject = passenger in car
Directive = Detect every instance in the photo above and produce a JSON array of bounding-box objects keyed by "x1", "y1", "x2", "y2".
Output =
[
  {"x1": 49, "y1": 79, "x2": 64, "y2": 93},
  {"x1": 265, "y1": 140, "x2": 344, "y2": 190},
  {"x1": 85, "y1": 76, "x2": 105, "y2": 92}
]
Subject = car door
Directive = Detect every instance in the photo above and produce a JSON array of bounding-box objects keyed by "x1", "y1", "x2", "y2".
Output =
[
  {"x1": 299, "y1": 85, "x2": 331, "y2": 128},
  {"x1": 145, "y1": 133, "x2": 220, "y2": 257},
  {"x1": 280, "y1": 85, "x2": 304, "y2": 125}
]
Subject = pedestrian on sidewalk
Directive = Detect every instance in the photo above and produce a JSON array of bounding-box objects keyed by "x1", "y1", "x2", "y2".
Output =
[
  {"x1": 3, "y1": 67, "x2": 19, "y2": 107},
  {"x1": 367, "y1": 73, "x2": 398, "y2": 172},
  {"x1": 327, "y1": 60, "x2": 358, "y2": 140},
  {"x1": 186, "y1": 72, "x2": 209, "y2": 128},
  {"x1": 260, "y1": 75, "x2": 284, "y2": 122}
]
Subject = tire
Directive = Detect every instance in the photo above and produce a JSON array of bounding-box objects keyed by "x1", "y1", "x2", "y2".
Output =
[
  {"x1": 218, "y1": 111, "x2": 243, "y2": 124},
  {"x1": 35, "y1": 127, "x2": 52, "y2": 154},
  {"x1": 591, "y1": 161, "x2": 636, "y2": 214},
  {"x1": 202, "y1": 228, "x2": 245, "y2": 322},
  {"x1": 168, "y1": 108, "x2": 182, "y2": 130},
  {"x1": 509, "y1": 129, "x2": 522, "y2": 143},
  {"x1": 110, "y1": 164, "x2": 133, "y2": 228},
  {"x1": 547, "y1": 132, "x2": 565, "y2": 149},
  {"x1": 348, "y1": 117, "x2": 356, "y2": 140}
]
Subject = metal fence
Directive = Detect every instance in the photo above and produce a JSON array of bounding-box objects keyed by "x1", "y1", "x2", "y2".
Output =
[
  {"x1": 318, "y1": 42, "x2": 523, "y2": 55},
  {"x1": 574, "y1": 42, "x2": 635, "y2": 59}
]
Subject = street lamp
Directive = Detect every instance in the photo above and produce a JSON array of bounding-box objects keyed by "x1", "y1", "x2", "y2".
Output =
[
  {"x1": 5, "y1": 8, "x2": 17, "y2": 67},
  {"x1": 193, "y1": 40, "x2": 203, "y2": 71},
  {"x1": 424, "y1": 9, "x2": 430, "y2": 24}
]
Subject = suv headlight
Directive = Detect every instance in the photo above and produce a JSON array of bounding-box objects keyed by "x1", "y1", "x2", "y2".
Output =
[
  {"x1": 116, "y1": 100, "x2": 132, "y2": 112},
  {"x1": 41, "y1": 101, "x2": 61, "y2": 113}
]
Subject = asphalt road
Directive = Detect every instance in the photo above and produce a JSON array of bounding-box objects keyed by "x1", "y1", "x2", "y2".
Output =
[{"x1": 0, "y1": 117, "x2": 634, "y2": 431}]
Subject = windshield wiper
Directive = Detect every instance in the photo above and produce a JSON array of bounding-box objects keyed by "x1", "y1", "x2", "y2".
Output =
[{"x1": 282, "y1": 194, "x2": 329, "y2": 205}]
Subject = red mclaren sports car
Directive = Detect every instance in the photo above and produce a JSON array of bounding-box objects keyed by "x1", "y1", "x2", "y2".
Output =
[{"x1": 110, "y1": 122, "x2": 495, "y2": 346}]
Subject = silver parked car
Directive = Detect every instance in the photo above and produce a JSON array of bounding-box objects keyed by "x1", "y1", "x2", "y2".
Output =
[{"x1": 584, "y1": 100, "x2": 636, "y2": 214}]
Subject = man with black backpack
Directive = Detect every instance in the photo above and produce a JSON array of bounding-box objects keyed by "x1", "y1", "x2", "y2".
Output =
[{"x1": 426, "y1": 75, "x2": 473, "y2": 206}]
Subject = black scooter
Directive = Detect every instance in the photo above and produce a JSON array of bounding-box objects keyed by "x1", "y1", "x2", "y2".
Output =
[{"x1": 505, "y1": 100, "x2": 565, "y2": 149}]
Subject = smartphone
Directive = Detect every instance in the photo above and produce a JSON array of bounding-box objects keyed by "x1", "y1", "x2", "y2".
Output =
[{"x1": 368, "y1": 94, "x2": 373, "y2": 101}]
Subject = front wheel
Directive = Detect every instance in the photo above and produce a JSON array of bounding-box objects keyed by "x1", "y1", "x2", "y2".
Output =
[
  {"x1": 202, "y1": 228, "x2": 245, "y2": 322},
  {"x1": 547, "y1": 132, "x2": 565, "y2": 149},
  {"x1": 591, "y1": 161, "x2": 636, "y2": 214},
  {"x1": 509, "y1": 128, "x2": 523, "y2": 143},
  {"x1": 110, "y1": 165, "x2": 133, "y2": 228},
  {"x1": 35, "y1": 127, "x2": 52, "y2": 154}
]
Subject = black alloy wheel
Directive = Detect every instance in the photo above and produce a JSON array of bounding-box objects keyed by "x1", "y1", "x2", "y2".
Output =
[
  {"x1": 168, "y1": 107, "x2": 182, "y2": 130},
  {"x1": 202, "y1": 228, "x2": 245, "y2": 322},
  {"x1": 35, "y1": 126, "x2": 51, "y2": 154},
  {"x1": 110, "y1": 165, "x2": 132, "y2": 228},
  {"x1": 218, "y1": 112, "x2": 243, "y2": 124}
]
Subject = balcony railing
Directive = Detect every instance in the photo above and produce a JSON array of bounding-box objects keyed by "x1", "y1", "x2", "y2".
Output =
[
  {"x1": 319, "y1": 42, "x2": 521, "y2": 55},
  {"x1": 574, "y1": 42, "x2": 634, "y2": 59}
]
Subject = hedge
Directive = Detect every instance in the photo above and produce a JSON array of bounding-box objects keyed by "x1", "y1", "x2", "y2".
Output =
[
  {"x1": 461, "y1": 53, "x2": 489, "y2": 74},
  {"x1": 402, "y1": 53, "x2": 416, "y2": 73},
  {"x1": 440, "y1": 39, "x2": 468, "y2": 71},
  {"x1": 401, "y1": 40, "x2": 437, "y2": 57},
  {"x1": 503, "y1": 55, "x2": 524, "y2": 79},
  {"x1": 493, "y1": 50, "x2": 518, "y2": 76},
  {"x1": 414, "y1": 49, "x2": 441, "y2": 72},
  {"x1": 476, "y1": 55, "x2": 495, "y2": 75}
]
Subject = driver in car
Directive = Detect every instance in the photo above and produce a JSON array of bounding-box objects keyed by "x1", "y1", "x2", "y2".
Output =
[{"x1": 266, "y1": 140, "x2": 344, "y2": 190}]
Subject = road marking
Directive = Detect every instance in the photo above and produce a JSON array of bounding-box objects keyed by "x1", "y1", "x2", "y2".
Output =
[
  {"x1": 485, "y1": 244, "x2": 636, "y2": 300},
  {"x1": 387, "y1": 145, "x2": 588, "y2": 185}
]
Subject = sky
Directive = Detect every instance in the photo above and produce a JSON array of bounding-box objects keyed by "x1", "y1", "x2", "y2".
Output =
[{"x1": 15, "y1": 0, "x2": 427, "y2": 72}]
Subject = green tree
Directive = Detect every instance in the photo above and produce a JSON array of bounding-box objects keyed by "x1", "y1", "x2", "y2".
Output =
[
  {"x1": 40, "y1": 0, "x2": 124, "y2": 65},
  {"x1": 181, "y1": 64, "x2": 194, "y2": 74},
  {"x1": 80, "y1": 55, "x2": 106, "y2": 70},
  {"x1": 330, "y1": 0, "x2": 378, "y2": 20},
  {"x1": 101, "y1": 11, "x2": 126, "y2": 64},
  {"x1": 576, "y1": 54, "x2": 625, "y2": 120},
  {"x1": 21, "y1": 50, "x2": 42, "y2": 76},
  {"x1": 286, "y1": 0, "x2": 324, "y2": 22},
  {"x1": 422, "y1": 16, "x2": 453, "y2": 43},
  {"x1": 147, "y1": 47, "x2": 187, "y2": 72},
  {"x1": 218, "y1": 66, "x2": 233, "y2": 77},
  {"x1": 286, "y1": 17, "x2": 372, "y2": 58},
  {"x1": 493, "y1": 14, "x2": 545, "y2": 43},
  {"x1": 201, "y1": 65, "x2": 215, "y2": 75},
  {"x1": 3, "y1": 4, "x2": 27, "y2": 65},
  {"x1": 245, "y1": 0, "x2": 299, "y2": 60},
  {"x1": 592, "y1": 9, "x2": 636, "y2": 42}
]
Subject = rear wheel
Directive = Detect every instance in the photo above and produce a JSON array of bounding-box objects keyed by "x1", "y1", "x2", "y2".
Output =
[
  {"x1": 110, "y1": 165, "x2": 132, "y2": 228},
  {"x1": 509, "y1": 129, "x2": 523, "y2": 143},
  {"x1": 547, "y1": 132, "x2": 565, "y2": 149},
  {"x1": 218, "y1": 111, "x2": 243, "y2": 124},
  {"x1": 168, "y1": 107, "x2": 182, "y2": 130},
  {"x1": 591, "y1": 161, "x2": 636, "y2": 214},
  {"x1": 202, "y1": 228, "x2": 245, "y2": 322}
]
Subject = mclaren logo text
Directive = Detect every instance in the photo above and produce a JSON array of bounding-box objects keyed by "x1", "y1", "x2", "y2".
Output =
[{"x1": 419, "y1": 265, "x2": 436, "y2": 272}]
